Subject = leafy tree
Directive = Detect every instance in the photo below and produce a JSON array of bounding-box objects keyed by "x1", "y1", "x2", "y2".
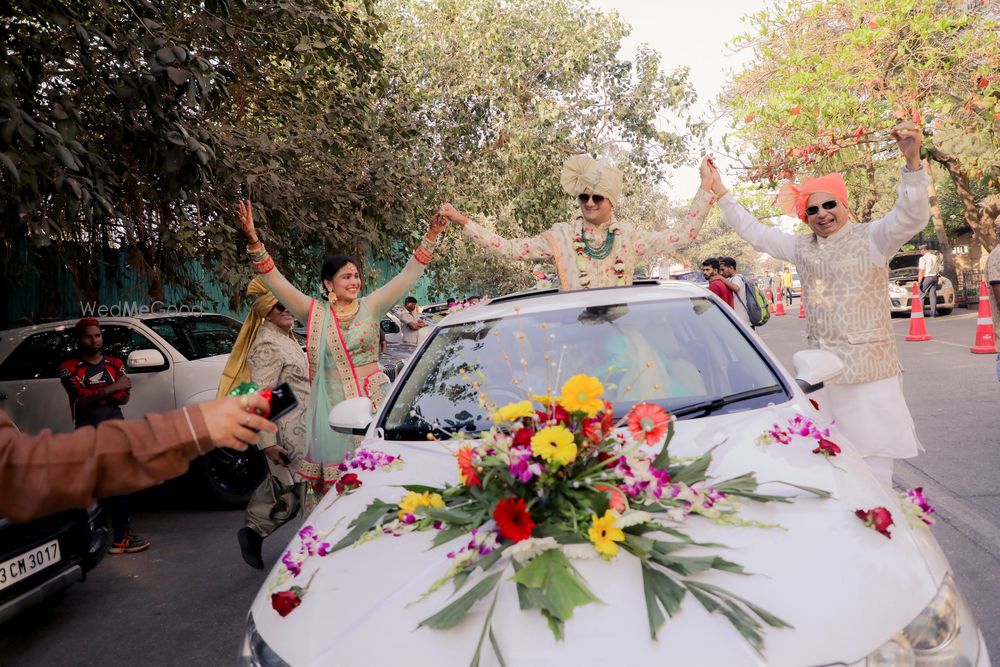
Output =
[
  {"x1": 719, "y1": 0, "x2": 999, "y2": 280},
  {"x1": 380, "y1": 0, "x2": 707, "y2": 295}
]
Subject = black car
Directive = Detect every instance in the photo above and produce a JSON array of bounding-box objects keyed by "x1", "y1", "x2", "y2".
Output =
[{"x1": 0, "y1": 506, "x2": 108, "y2": 624}]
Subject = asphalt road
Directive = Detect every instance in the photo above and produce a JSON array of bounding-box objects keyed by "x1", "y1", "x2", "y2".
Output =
[{"x1": 1, "y1": 305, "x2": 998, "y2": 665}]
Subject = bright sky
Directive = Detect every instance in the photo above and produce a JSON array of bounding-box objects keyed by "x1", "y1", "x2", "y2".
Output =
[{"x1": 588, "y1": 0, "x2": 769, "y2": 199}]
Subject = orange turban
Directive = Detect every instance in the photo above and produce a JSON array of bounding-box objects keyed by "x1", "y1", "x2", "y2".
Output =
[{"x1": 776, "y1": 173, "x2": 850, "y2": 221}]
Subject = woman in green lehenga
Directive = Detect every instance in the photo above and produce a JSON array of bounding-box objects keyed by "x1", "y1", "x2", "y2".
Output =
[{"x1": 238, "y1": 201, "x2": 448, "y2": 511}]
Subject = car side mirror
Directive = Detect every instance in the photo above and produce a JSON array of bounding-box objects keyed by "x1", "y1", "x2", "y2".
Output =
[
  {"x1": 127, "y1": 348, "x2": 166, "y2": 370},
  {"x1": 792, "y1": 350, "x2": 844, "y2": 394},
  {"x1": 380, "y1": 320, "x2": 401, "y2": 335},
  {"x1": 329, "y1": 397, "x2": 374, "y2": 435}
]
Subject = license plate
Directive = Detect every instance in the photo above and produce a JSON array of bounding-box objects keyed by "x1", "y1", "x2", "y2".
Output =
[{"x1": 0, "y1": 539, "x2": 62, "y2": 591}]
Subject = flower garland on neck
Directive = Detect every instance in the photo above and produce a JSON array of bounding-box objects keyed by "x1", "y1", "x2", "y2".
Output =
[{"x1": 573, "y1": 218, "x2": 626, "y2": 287}]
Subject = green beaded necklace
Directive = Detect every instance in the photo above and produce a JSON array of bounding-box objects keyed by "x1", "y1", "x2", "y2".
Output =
[{"x1": 582, "y1": 228, "x2": 616, "y2": 259}]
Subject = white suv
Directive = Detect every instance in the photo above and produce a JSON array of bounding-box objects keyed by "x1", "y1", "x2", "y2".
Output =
[{"x1": 0, "y1": 313, "x2": 266, "y2": 506}]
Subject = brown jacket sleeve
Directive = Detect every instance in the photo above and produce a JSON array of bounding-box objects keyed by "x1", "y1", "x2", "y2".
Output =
[{"x1": 0, "y1": 407, "x2": 213, "y2": 523}]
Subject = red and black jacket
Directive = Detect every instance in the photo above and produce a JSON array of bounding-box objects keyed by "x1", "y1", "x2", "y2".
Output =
[{"x1": 58, "y1": 356, "x2": 130, "y2": 428}]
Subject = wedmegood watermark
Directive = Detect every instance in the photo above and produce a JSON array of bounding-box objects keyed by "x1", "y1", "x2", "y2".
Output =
[{"x1": 78, "y1": 301, "x2": 208, "y2": 317}]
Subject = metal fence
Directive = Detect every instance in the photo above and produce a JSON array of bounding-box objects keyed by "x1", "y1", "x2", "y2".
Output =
[{"x1": 956, "y1": 270, "x2": 984, "y2": 309}]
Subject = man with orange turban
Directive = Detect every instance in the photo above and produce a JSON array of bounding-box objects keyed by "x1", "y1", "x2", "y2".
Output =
[
  {"x1": 435, "y1": 155, "x2": 718, "y2": 290},
  {"x1": 706, "y1": 121, "x2": 929, "y2": 487}
]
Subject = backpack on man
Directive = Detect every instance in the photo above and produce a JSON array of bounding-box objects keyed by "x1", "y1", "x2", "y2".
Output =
[{"x1": 743, "y1": 278, "x2": 771, "y2": 327}]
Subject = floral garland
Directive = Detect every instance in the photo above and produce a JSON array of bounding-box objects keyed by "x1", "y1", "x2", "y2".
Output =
[
  {"x1": 271, "y1": 374, "x2": 837, "y2": 660},
  {"x1": 573, "y1": 220, "x2": 625, "y2": 287},
  {"x1": 755, "y1": 409, "x2": 936, "y2": 539}
]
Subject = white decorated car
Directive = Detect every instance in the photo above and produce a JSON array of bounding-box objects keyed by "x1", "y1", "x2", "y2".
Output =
[{"x1": 241, "y1": 282, "x2": 989, "y2": 667}]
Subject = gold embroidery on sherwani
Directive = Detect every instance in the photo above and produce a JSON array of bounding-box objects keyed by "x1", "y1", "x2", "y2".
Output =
[{"x1": 795, "y1": 224, "x2": 902, "y2": 385}]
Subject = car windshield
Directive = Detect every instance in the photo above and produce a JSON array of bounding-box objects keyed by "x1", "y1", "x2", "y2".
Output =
[
  {"x1": 145, "y1": 315, "x2": 242, "y2": 360},
  {"x1": 382, "y1": 296, "x2": 788, "y2": 440}
]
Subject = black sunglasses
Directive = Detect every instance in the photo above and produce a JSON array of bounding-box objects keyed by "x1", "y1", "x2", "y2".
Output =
[
  {"x1": 805, "y1": 200, "x2": 838, "y2": 216},
  {"x1": 273, "y1": 303, "x2": 287, "y2": 313},
  {"x1": 578, "y1": 193, "x2": 606, "y2": 205}
]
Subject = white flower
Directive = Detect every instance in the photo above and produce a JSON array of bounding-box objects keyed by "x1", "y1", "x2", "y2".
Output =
[
  {"x1": 507, "y1": 537, "x2": 559, "y2": 563},
  {"x1": 618, "y1": 510, "x2": 653, "y2": 528},
  {"x1": 561, "y1": 543, "x2": 599, "y2": 560}
]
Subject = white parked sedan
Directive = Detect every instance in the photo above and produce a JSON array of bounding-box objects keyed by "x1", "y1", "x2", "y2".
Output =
[
  {"x1": 241, "y1": 282, "x2": 989, "y2": 666},
  {"x1": 0, "y1": 313, "x2": 266, "y2": 506}
]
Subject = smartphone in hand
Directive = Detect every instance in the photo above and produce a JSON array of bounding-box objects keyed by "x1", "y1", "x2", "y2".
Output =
[{"x1": 262, "y1": 383, "x2": 298, "y2": 422}]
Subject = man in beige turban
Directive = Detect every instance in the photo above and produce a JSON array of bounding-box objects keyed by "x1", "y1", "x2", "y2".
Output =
[
  {"x1": 221, "y1": 278, "x2": 310, "y2": 569},
  {"x1": 436, "y1": 155, "x2": 719, "y2": 290}
]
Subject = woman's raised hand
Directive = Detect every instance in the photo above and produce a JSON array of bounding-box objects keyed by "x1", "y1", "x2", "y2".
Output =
[
  {"x1": 699, "y1": 156, "x2": 717, "y2": 192},
  {"x1": 436, "y1": 203, "x2": 468, "y2": 227},
  {"x1": 427, "y1": 213, "x2": 449, "y2": 241},
  {"x1": 238, "y1": 200, "x2": 258, "y2": 244}
]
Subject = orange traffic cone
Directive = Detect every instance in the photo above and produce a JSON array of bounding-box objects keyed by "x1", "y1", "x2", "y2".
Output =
[
  {"x1": 765, "y1": 288, "x2": 774, "y2": 306},
  {"x1": 905, "y1": 282, "x2": 932, "y2": 341},
  {"x1": 970, "y1": 280, "x2": 996, "y2": 354},
  {"x1": 798, "y1": 296, "x2": 806, "y2": 319},
  {"x1": 773, "y1": 289, "x2": 786, "y2": 316}
]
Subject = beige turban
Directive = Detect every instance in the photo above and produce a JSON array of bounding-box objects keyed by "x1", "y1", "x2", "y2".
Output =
[
  {"x1": 217, "y1": 277, "x2": 281, "y2": 397},
  {"x1": 560, "y1": 154, "x2": 623, "y2": 206}
]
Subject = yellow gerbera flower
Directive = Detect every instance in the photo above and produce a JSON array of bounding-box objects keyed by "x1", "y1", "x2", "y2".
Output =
[
  {"x1": 588, "y1": 510, "x2": 625, "y2": 559},
  {"x1": 559, "y1": 374, "x2": 605, "y2": 417},
  {"x1": 494, "y1": 400, "x2": 536, "y2": 423},
  {"x1": 531, "y1": 393, "x2": 557, "y2": 407},
  {"x1": 398, "y1": 491, "x2": 445, "y2": 521},
  {"x1": 530, "y1": 425, "x2": 578, "y2": 467}
]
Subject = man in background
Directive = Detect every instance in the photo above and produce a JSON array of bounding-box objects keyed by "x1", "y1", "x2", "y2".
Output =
[
  {"x1": 399, "y1": 296, "x2": 427, "y2": 346},
  {"x1": 780, "y1": 266, "x2": 795, "y2": 305},
  {"x1": 60, "y1": 317, "x2": 149, "y2": 554},
  {"x1": 702, "y1": 258, "x2": 733, "y2": 308},
  {"x1": 917, "y1": 244, "x2": 940, "y2": 317},
  {"x1": 719, "y1": 257, "x2": 751, "y2": 328}
]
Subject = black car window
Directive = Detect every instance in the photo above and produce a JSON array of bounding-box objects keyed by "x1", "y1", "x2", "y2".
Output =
[
  {"x1": 0, "y1": 330, "x2": 77, "y2": 380},
  {"x1": 101, "y1": 326, "x2": 162, "y2": 366},
  {"x1": 145, "y1": 315, "x2": 241, "y2": 361}
]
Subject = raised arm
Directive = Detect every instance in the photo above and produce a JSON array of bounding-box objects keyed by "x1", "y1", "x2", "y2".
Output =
[
  {"x1": 633, "y1": 157, "x2": 720, "y2": 256},
  {"x1": 366, "y1": 215, "x2": 450, "y2": 319},
  {"x1": 709, "y1": 165, "x2": 798, "y2": 263},
  {"x1": 238, "y1": 200, "x2": 313, "y2": 322},
  {"x1": 438, "y1": 203, "x2": 555, "y2": 263},
  {"x1": 867, "y1": 123, "x2": 931, "y2": 262}
]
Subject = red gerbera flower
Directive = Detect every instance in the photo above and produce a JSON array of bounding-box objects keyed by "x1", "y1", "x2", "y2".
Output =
[
  {"x1": 855, "y1": 507, "x2": 894, "y2": 539},
  {"x1": 493, "y1": 497, "x2": 535, "y2": 543},
  {"x1": 812, "y1": 438, "x2": 841, "y2": 457},
  {"x1": 626, "y1": 403, "x2": 670, "y2": 446},
  {"x1": 599, "y1": 401, "x2": 615, "y2": 436},
  {"x1": 581, "y1": 417, "x2": 600, "y2": 443},
  {"x1": 455, "y1": 446, "x2": 481, "y2": 488}
]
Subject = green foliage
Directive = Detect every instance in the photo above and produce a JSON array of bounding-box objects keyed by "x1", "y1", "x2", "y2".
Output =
[{"x1": 720, "y1": 0, "x2": 999, "y2": 247}]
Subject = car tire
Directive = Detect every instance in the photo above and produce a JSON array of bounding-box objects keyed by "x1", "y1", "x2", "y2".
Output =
[
  {"x1": 937, "y1": 308, "x2": 952, "y2": 316},
  {"x1": 188, "y1": 447, "x2": 268, "y2": 509}
]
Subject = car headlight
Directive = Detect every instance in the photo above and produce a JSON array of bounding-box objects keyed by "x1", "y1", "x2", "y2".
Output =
[
  {"x1": 239, "y1": 614, "x2": 290, "y2": 667},
  {"x1": 888, "y1": 284, "x2": 907, "y2": 296},
  {"x1": 862, "y1": 575, "x2": 980, "y2": 666}
]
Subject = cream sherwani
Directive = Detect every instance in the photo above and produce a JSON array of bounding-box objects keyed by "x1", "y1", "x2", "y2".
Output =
[
  {"x1": 461, "y1": 190, "x2": 717, "y2": 290},
  {"x1": 719, "y1": 167, "x2": 931, "y2": 462}
]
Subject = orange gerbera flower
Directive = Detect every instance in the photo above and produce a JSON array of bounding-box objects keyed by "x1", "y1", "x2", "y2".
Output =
[
  {"x1": 626, "y1": 403, "x2": 670, "y2": 446},
  {"x1": 455, "y1": 446, "x2": 481, "y2": 488}
]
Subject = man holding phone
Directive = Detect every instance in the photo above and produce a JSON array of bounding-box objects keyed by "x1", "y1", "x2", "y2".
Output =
[{"x1": 220, "y1": 278, "x2": 310, "y2": 569}]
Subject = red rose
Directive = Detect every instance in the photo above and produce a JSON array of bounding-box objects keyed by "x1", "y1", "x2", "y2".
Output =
[
  {"x1": 808, "y1": 398, "x2": 820, "y2": 411},
  {"x1": 512, "y1": 427, "x2": 535, "y2": 447},
  {"x1": 493, "y1": 497, "x2": 535, "y2": 543},
  {"x1": 812, "y1": 438, "x2": 841, "y2": 457},
  {"x1": 855, "y1": 507, "x2": 894, "y2": 539},
  {"x1": 271, "y1": 589, "x2": 303, "y2": 617},
  {"x1": 536, "y1": 406, "x2": 569, "y2": 426},
  {"x1": 335, "y1": 473, "x2": 361, "y2": 494}
]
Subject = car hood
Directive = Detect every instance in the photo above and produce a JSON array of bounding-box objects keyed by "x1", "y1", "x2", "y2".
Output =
[{"x1": 248, "y1": 405, "x2": 949, "y2": 666}]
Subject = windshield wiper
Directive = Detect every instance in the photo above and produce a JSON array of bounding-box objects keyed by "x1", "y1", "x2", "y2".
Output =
[{"x1": 671, "y1": 384, "x2": 783, "y2": 419}]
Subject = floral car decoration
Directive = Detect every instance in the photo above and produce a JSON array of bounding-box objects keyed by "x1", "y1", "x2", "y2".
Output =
[{"x1": 268, "y1": 374, "x2": 854, "y2": 661}]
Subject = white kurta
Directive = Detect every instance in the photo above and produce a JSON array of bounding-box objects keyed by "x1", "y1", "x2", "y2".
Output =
[{"x1": 719, "y1": 167, "x2": 931, "y2": 460}]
